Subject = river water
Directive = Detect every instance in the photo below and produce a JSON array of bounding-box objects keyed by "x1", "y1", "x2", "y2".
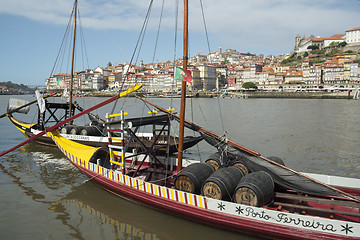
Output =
[{"x1": 0, "y1": 95, "x2": 359, "y2": 240}]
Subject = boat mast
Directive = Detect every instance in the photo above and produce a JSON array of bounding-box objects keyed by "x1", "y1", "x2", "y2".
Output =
[
  {"x1": 68, "y1": 0, "x2": 77, "y2": 120},
  {"x1": 177, "y1": 0, "x2": 188, "y2": 172}
]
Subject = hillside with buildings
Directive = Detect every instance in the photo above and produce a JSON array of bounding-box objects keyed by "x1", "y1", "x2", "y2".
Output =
[
  {"x1": 45, "y1": 27, "x2": 360, "y2": 95},
  {"x1": 0, "y1": 81, "x2": 35, "y2": 95}
]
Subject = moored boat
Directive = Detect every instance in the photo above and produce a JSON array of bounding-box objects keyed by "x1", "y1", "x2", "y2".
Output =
[
  {"x1": 6, "y1": 111, "x2": 202, "y2": 155},
  {"x1": 45, "y1": 122, "x2": 360, "y2": 239}
]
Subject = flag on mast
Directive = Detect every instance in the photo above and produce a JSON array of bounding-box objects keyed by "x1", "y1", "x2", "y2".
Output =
[{"x1": 174, "y1": 67, "x2": 192, "y2": 83}]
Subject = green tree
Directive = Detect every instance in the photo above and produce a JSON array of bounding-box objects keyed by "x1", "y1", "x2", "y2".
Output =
[
  {"x1": 338, "y1": 42, "x2": 347, "y2": 47},
  {"x1": 242, "y1": 82, "x2": 257, "y2": 89},
  {"x1": 307, "y1": 45, "x2": 319, "y2": 50}
]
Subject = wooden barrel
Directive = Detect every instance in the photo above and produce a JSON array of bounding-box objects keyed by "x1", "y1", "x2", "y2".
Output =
[
  {"x1": 202, "y1": 166, "x2": 246, "y2": 200},
  {"x1": 174, "y1": 163, "x2": 215, "y2": 194},
  {"x1": 205, "y1": 152, "x2": 223, "y2": 170},
  {"x1": 69, "y1": 126, "x2": 83, "y2": 135},
  {"x1": 80, "y1": 126, "x2": 103, "y2": 136},
  {"x1": 230, "y1": 158, "x2": 249, "y2": 174},
  {"x1": 233, "y1": 171, "x2": 274, "y2": 207},
  {"x1": 60, "y1": 126, "x2": 71, "y2": 134}
]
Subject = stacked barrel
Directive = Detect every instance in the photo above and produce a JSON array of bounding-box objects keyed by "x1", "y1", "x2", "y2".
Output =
[
  {"x1": 61, "y1": 125, "x2": 104, "y2": 136},
  {"x1": 174, "y1": 152, "x2": 284, "y2": 207}
]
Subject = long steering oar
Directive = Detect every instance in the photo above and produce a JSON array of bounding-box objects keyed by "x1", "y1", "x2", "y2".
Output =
[
  {"x1": 0, "y1": 92, "x2": 57, "y2": 119},
  {"x1": 136, "y1": 96, "x2": 360, "y2": 203},
  {"x1": 0, "y1": 84, "x2": 144, "y2": 157}
]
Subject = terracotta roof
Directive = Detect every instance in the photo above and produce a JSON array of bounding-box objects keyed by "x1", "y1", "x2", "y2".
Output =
[
  {"x1": 330, "y1": 34, "x2": 345, "y2": 39},
  {"x1": 312, "y1": 34, "x2": 344, "y2": 41},
  {"x1": 346, "y1": 27, "x2": 360, "y2": 32},
  {"x1": 55, "y1": 73, "x2": 71, "y2": 76}
]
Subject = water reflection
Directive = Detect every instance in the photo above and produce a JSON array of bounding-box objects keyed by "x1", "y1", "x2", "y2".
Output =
[{"x1": 53, "y1": 184, "x2": 161, "y2": 240}]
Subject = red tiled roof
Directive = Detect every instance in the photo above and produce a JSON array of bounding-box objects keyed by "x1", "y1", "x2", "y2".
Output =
[
  {"x1": 312, "y1": 34, "x2": 344, "y2": 41},
  {"x1": 346, "y1": 27, "x2": 360, "y2": 32}
]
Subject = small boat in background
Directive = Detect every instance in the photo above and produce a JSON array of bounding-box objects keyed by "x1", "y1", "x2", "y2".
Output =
[{"x1": 6, "y1": 101, "x2": 202, "y2": 155}]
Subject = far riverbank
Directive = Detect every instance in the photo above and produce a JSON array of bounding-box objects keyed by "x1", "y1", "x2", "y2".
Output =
[{"x1": 86, "y1": 90, "x2": 359, "y2": 99}]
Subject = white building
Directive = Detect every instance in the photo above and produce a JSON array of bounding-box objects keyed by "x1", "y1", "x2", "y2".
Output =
[
  {"x1": 346, "y1": 27, "x2": 360, "y2": 44},
  {"x1": 295, "y1": 34, "x2": 345, "y2": 53},
  {"x1": 92, "y1": 74, "x2": 105, "y2": 90}
]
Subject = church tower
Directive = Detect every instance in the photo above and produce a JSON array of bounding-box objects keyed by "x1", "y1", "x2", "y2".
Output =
[{"x1": 294, "y1": 34, "x2": 301, "y2": 51}]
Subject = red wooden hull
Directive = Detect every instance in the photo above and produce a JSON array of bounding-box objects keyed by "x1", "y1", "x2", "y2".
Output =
[{"x1": 73, "y1": 162, "x2": 359, "y2": 240}]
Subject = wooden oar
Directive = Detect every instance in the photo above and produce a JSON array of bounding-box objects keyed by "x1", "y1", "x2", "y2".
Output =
[
  {"x1": 136, "y1": 96, "x2": 360, "y2": 203},
  {"x1": 0, "y1": 84, "x2": 144, "y2": 157},
  {"x1": 0, "y1": 92, "x2": 57, "y2": 118}
]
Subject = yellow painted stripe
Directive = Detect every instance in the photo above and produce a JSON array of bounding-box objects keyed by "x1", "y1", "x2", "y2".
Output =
[
  {"x1": 169, "y1": 189, "x2": 175, "y2": 201},
  {"x1": 198, "y1": 196, "x2": 204, "y2": 208},
  {"x1": 138, "y1": 180, "x2": 144, "y2": 191},
  {"x1": 110, "y1": 160, "x2": 123, "y2": 166},
  {"x1": 131, "y1": 178, "x2": 136, "y2": 188},
  {"x1": 188, "y1": 193, "x2": 194, "y2": 206},
  {"x1": 110, "y1": 137, "x2": 122, "y2": 142},
  {"x1": 105, "y1": 112, "x2": 128, "y2": 119},
  {"x1": 125, "y1": 176, "x2": 130, "y2": 186},
  {"x1": 47, "y1": 131, "x2": 101, "y2": 162},
  {"x1": 153, "y1": 185, "x2": 159, "y2": 196},
  {"x1": 148, "y1": 108, "x2": 175, "y2": 114},
  {"x1": 146, "y1": 182, "x2": 152, "y2": 194},
  {"x1": 161, "y1": 187, "x2": 167, "y2": 198},
  {"x1": 114, "y1": 173, "x2": 118, "y2": 182},
  {"x1": 179, "y1": 191, "x2": 184, "y2": 203}
]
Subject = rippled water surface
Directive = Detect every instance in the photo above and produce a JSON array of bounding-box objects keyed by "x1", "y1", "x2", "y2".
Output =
[{"x1": 0, "y1": 95, "x2": 359, "y2": 239}]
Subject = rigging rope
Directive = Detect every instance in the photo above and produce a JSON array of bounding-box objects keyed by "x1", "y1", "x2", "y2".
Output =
[
  {"x1": 200, "y1": 0, "x2": 225, "y2": 134},
  {"x1": 152, "y1": 0, "x2": 165, "y2": 64},
  {"x1": 49, "y1": 7, "x2": 74, "y2": 78},
  {"x1": 170, "y1": 0, "x2": 180, "y2": 108},
  {"x1": 200, "y1": 0, "x2": 211, "y2": 53},
  {"x1": 111, "y1": 0, "x2": 154, "y2": 115},
  {"x1": 77, "y1": 9, "x2": 90, "y2": 71}
]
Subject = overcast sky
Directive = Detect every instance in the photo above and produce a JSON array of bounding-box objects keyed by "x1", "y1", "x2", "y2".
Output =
[{"x1": 1, "y1": 0, "x2": 359, "y2": 86}]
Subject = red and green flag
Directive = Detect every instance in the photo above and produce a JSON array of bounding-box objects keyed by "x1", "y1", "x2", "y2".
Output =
[{"x1": 174, "y1": 67, "x2": 192, "y2": 83}]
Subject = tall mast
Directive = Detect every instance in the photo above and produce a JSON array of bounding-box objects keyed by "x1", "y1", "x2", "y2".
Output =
[
  {"x1": 68, "y1": 0, "x2": 77, "y2": 120},
  {"x1": 177, "y1": 0, "x2": 188, "y2": 172}
]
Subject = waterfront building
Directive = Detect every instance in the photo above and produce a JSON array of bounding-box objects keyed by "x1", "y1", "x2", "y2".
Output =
[
  {"x1": 308, "y1": 65, "x2": 322, "y2": 86},
  {"x1": 107, "y1": 72, "x2": 122, "y2": 89},
  {"x1": 323, "y1": 63, "x2": 344, "y2": 86},
  {"x1": 46, "y1": 73, "x2": 71, "y2": 90},
  {"x1": 284, "y1": 69, "x2": 303, "y2": 84},
  {"x1": 194, "y1": 65, "x2": 217, "y2": 91},
  {"x1": 91, "y1": 74, "x2": 105, "y2": 90}
]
